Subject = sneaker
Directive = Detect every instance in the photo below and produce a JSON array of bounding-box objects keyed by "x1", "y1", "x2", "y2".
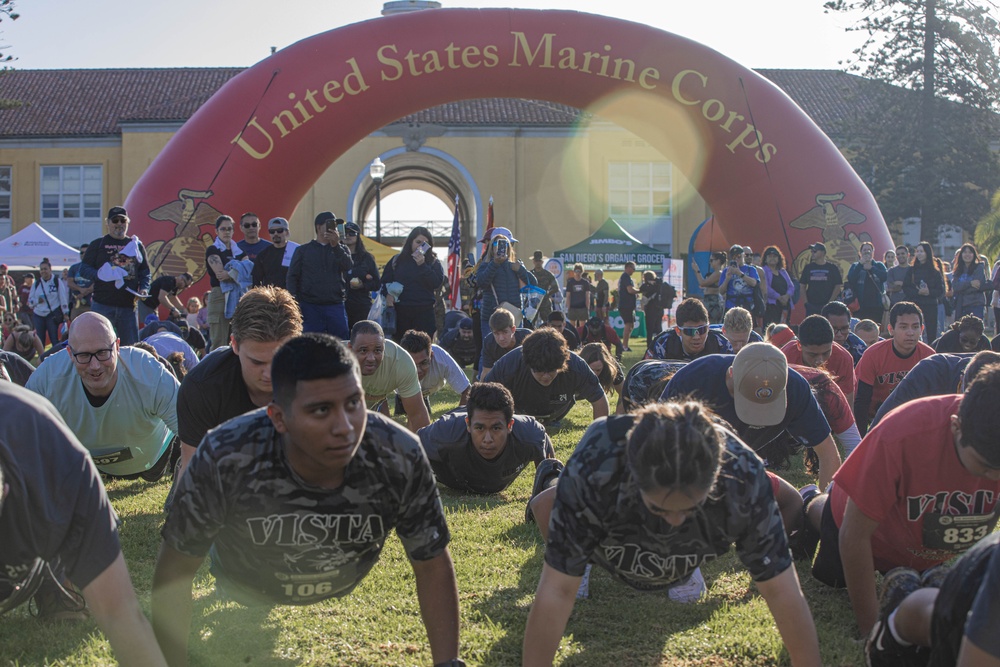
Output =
[
  {"x1": 878, "y1": 567, "x2": 921, "y2": 617},
  {"x1": 668, "y1": 567, "x2": 706, "y2": 603},
  {"x1": 576, "y1": 564, "x2": 592, "y2": 599},
  {"x1": 866, "y1": 568, "x2": 923, "y2": 666},
  {"x1": 919, "y1": 563, "x2": 949, "y2": 589},
  {"x1": 31, "y1": 575, "x2": 88, "y2": 622}
]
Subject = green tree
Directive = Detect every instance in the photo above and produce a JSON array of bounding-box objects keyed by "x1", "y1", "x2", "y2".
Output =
[
  {"x1": 824, "y1": 0, "x2": 1000, "y2": 241},
  {"x1": 0, "y1": 0, "x2": 19, "y2": 111}
]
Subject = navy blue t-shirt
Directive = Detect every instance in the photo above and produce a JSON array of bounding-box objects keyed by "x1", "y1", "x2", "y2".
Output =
[
  {"x1": 662, "y1": 354, "x2": 831, "y2": 447},
  {"x1": 870, "y1": 353, "x2": 972, "y2": 428}
]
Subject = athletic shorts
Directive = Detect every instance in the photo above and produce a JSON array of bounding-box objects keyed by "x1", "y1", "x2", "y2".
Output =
[
  {"x1": 811, "y1": 496, "x2": 847, "y2": 588},
  {"x1": 619, "y1": 308, "x2": 635, "y2": 324}
]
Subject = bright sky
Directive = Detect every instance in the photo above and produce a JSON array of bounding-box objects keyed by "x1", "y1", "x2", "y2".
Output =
[{"x1": 2, "y1": 0, "x2": 870, "y2": 221}]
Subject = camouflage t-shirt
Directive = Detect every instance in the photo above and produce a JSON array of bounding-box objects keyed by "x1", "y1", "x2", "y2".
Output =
[
  {"x1": 621, "y1": 359, "x2": 689, "y2": 412},
  {"x1": 546, "y1": 416, "x2": 790, "y2": 590},
  {"x1": 162, "y1": 409, "x2": 450, "y2": 606}
]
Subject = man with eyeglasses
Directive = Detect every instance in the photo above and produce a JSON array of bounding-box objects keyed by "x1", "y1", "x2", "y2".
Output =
[
  {"x1": 646, "y1": 298, "x2": 732, "y2": 361},
  {"x1": 79, "y1": 206, "x2": 151, "y2": 346},
  {"x1": 26, "y1": 312, "x2": 180, "y2": 481},
  {"x1": 0, "y1": 382, "x2": 168, "y2": 663},
  {"x1": 821, "y1": 300, "x2": 868, "y2": 366},
  {"x1": 251, "y1": 217, "x2": 300, "y2": 288}
]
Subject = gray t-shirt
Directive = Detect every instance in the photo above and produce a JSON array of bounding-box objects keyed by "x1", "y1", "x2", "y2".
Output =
[
  {"x1": 886, "y1": 265, "x2": 909, "y2": 305},
  {"x1": 418, "y1": 410, "x2": 554, "y2": 493}
]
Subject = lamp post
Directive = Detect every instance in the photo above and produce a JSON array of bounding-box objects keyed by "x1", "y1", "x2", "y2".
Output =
[{"x1": 370, "y1": 157, "x2": 385, "y2": 243}]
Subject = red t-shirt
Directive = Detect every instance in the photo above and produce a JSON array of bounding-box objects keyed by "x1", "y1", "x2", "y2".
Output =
[
  {"x1": 789, "y1": 364, "x2": 855, "y2": 435},
  {"x1": 854, "y1": 339, "x2": 935, "y2": 419},
  {"x1": 781, "y1": 340, "x2": 856, "y2": 402},
  {"x1": 829, "y1": 395, "x2": 1000, "y2": 572}
]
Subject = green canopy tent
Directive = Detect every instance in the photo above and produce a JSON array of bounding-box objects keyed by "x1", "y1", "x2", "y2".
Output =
[{"x1": 553, "y1": 218, "x2": 667, "y2": 267}]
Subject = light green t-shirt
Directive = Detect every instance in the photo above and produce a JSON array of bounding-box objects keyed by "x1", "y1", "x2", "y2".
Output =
[
  {"x1": 362, "y1": 339, "x2": 422, "y2": 407},
  {"x1": 26, "y1": 346, "x2": 179, "y2": 476}
]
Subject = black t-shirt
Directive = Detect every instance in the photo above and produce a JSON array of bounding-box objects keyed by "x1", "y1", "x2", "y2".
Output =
[
  {"x1": 566, "y1": 278, "x2": 590, "y2": 310},
  {"x1": 205, "y1": 245, "x2": 234, "y2": 289},
  {"x1": 649, "y1": 330, "x2": 733, "y2": 361},
  {"x1": 479, "y1": 327, "x2": 531, "y2": 370},
  {"x1": 618, "y1": 273, "x2": 637, "y2": 311},
  {"x1": 621, "y1": 359, "x2": 689, "y2": 412},
  {"x1": 417, "y1": 411, "x2": 555, "y2": 493},
  {"x1": 142, "y1": 275, "x2": 179, "y2": 310},
  {"x1": 0, "y1": 350, "x2": 35, "y2": 386},
  {"x1": 440, "y1": 328, "x2": 478, "y2": 367},
  {"x1": 799, "y1": 262, "x2": 843, "y2": 305},
  {"x1": 81, "y1": 234, "x2": 151, "y2": 308},
  {"x1": 484, "y1": 347, "x2": 605, "y2": 422},
  {"x1": 932, "y1": 330, "x2": 990, "y2": 354},
  {"x1": 0, "y1": 383, "x2": 120, "y2": 597},
  {"x1": 177, "y1": 346, "x2": 255, "y2": 446}
]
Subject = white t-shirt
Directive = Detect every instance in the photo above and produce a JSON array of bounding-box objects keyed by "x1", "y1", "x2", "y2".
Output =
[
  {"x1": 26, "y1": 346, "x2": 179, "y2": 475},
  {"x1": 420, "y1": 344, "x2": 471, "y2": 397}
]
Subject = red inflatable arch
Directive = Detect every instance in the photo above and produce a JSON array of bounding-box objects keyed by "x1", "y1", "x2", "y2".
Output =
[{"x1": 126, "y1": 8, "x2": 890, "y2": 291}]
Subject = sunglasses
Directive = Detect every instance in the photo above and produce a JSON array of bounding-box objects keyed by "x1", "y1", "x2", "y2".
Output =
[
  {"x1": 268, "y1": 228, "x2": 286, "y2": 235},
  {"x1": 345, "y1": 231, "x2": 359, "y2": 237},
  {"x1": 110, "y1": 217, "x2": 127, "y2": 223},
  {"x1": 242, "y1": 222, "x2": 259, "y2": 228},
  {"x1": 679, "y1": 325, "x2": 709, "y2": 337}
]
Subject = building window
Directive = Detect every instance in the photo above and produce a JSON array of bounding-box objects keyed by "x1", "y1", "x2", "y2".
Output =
[
  {"x1": 0, "y1": 166, "x2": 11, "y2": 240},
  {"x1": 608, "y1": 162, "x2": 672, "y2": 253},
  {"x1": 40, "y1": 165, "x2": 103, "y2": 246}
]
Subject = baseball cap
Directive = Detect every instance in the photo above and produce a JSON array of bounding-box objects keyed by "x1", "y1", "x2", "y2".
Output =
[
  {"x1": 459, "y1": 317, "x2": 473, "y2": 330},
  {"x1": 732, "y1": 342, "x2": 788, "y2": 427},
  {"x1": 586, "y1": 316, "x2": 603, "y2": 329},
  {"x1": 144, "y1": 314, "x2": 160, "y2": 326},
  {"x1": 0, "y1": 264, "x2": 6, "y2": 271},
  {"x1": 314, "y1": 211, "x2": 344, "y2": 227},
  {"x1": 809, "y1": 242, "x2": 827, "y2": 253},
  {"x1": 107, "y1": 206, "x2": 128, "y2": 220},
  {"x1": 532, "y1": 250, "x2": 544, "y2": 261},
  {"x1": 490, "y1": 227, "x2": 519, "y2": 243},
  {"x1": 345, "y1": 221, "x2": 361, "y2": 234},
  {"x1": 728, "y1": 244, "x2": 744, "y2": 255},
  {"x1": 268, "y1": 217, "x2": 289, "y2": 231}
]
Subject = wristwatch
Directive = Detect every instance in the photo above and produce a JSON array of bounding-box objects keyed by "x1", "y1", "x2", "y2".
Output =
[{"x1": 434, "y1": 660, "x2": 466, "y2": 667}]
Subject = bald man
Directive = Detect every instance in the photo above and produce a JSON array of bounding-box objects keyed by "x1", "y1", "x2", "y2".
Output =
[{"x1": 26, "y1": 311, "x2": 180, "y2": 480}]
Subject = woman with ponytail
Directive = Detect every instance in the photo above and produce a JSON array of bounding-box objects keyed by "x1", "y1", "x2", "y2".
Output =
[{"x1": 523, "y1": 401, "x2": 822, "y2": 667}]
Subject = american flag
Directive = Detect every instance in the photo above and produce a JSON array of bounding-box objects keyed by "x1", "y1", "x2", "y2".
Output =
[{"x1": 447, "y1": 195, "x2": 462, "y2": 309}]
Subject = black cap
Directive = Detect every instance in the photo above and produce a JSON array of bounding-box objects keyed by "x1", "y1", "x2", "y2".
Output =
[
  {"x1": 107, "y1": 206, "x2": 128, "y2": 219},
  {"x1": 345, "y1": 221, "x2": 361, "y2": 234},
  {"x1": 314, "y1": 211, "x2": 344, "y2": 227},
  {"x1": 459, "y1": 317, "x2": 473, "y2": 330},
  {"x1": 809, "y1": 242, "x2": 827, "y2": 253},
  {"x1": 586, "y1": 316, "x2": 603, "y2": 328}
]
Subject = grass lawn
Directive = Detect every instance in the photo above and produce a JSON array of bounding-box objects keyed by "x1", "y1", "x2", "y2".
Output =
[{"x1": 0, "y1": 347, "x2": 868, "y2": 666}]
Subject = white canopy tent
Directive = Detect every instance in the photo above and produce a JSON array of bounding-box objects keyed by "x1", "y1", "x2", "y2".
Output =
[{"x1": 0, "y1": 223, "x2": 80, "y2": 269}]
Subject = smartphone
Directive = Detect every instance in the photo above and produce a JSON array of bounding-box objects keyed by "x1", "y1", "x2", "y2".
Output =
[
  {"x1": 417, "y1": 242, "x2": 431, "y2": 255},
  {"x1": 337, "y1": 223, "x2": 345, "y2": 237}
]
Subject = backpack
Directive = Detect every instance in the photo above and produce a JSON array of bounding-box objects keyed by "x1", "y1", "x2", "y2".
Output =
[{"x1": 660, "y1": 281, "x2": 677, "y2": 306}]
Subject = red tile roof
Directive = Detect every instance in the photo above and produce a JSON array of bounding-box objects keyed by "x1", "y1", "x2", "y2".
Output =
[{"x1": 0, "y1": 67, "x2": 976, "y2": 139}]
